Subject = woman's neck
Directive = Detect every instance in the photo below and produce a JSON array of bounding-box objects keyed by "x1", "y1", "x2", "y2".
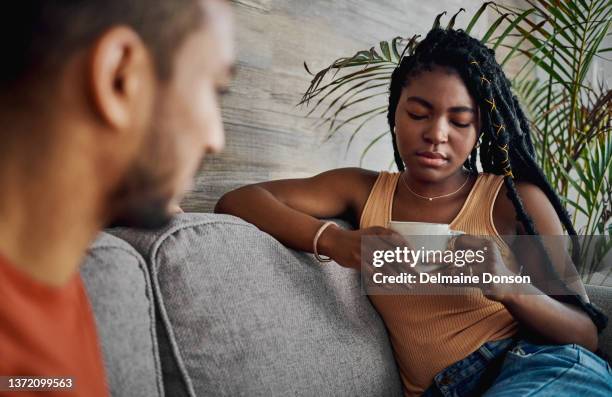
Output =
[{"x1": 402, "y1": 169, "x2": 472, "y2": 199}]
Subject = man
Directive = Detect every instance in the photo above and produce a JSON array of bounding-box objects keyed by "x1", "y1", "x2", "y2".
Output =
[{"x1": 0, "y1": 1, "x2": 234, "y2": 395}]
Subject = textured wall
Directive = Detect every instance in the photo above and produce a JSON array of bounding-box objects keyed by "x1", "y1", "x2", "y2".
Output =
[{"x1": 181, "y1": 0, "x2": 493, "y2": 212}]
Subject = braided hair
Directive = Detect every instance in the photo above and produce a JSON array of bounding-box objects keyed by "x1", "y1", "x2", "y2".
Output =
[{"x1": 387, "y1": 28, "x2": 608, "y2": 339}]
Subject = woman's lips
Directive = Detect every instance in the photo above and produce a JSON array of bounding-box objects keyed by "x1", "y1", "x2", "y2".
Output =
[{"x1": 415, "y1": 151, "x2": 448, "y2": 167}]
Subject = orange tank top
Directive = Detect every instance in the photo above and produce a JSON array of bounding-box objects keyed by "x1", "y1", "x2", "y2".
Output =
[
  {"x1": 360, "y1": 172, "x2": 518, "y2": 396},
  {"x1": 0, "y1": 254, "x2": 109, "y2": 397}
]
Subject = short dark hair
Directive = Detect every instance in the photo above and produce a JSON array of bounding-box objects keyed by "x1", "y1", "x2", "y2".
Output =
[{"x1": 0, "y1": 0, "x2": 203, "y2": 93}]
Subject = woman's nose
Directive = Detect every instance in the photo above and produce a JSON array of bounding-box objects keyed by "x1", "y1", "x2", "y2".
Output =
[{"x1": 423, "y1": 119, "x2": 449, "y2": 144}]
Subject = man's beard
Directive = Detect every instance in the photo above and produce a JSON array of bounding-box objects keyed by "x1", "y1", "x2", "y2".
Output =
[
  {"x1": 107, "y1": 195, "x2": 172, "y2": 229},
  {"x1": 105, "y1": 146, "x2": 176, "y2": 230},
  {"x1": 106, "y1": 104, "x2": 178, "y2": 230}
]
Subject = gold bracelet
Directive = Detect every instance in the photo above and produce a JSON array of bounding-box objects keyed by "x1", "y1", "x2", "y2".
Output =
[{"x1": 313, "y1": 221, "x2": 336, "y2": 263}]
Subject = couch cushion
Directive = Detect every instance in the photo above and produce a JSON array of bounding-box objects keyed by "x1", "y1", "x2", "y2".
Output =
[
  {"x1": 110, "y1": 213, "x2": 402, "y2": 397},
  {"x1": 81, "y1": 232, "x2": 163, "y2": 397}
]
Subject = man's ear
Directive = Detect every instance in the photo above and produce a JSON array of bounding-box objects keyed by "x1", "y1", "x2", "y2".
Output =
[{"x1": 87, "y1": 26, "x2": 153, "y2": 131}]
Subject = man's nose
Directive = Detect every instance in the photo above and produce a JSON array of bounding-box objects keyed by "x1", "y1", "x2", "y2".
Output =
[{"x1": 204, "y1": 123, "x2": 225, "y2": 155}]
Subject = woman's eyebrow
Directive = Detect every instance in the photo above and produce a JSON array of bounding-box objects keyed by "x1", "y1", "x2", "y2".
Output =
[
  {"x1": 406, "y1": 96, "x2": 475, "y2": 114},
  {"x1": 448, "y1": 106, "x2": 475, "y2": 114},
  {"x1": 406, "y1": 96, "x2": 433, "y2": 109}
]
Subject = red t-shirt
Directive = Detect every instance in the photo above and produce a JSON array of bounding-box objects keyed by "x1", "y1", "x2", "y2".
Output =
[{"x1": 0, "y1": 254, "x2": 109, "y2": 396}]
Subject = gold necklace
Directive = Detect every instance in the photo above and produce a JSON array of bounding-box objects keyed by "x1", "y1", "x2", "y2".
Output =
[{"x1": 401, "y1": 173, "x2": 471, "y2": 202}]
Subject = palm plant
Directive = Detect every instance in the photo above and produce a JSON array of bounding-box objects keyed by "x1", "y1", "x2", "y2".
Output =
[{"x1": 300, "y1": 1, "x2": 611, "y2": 282}]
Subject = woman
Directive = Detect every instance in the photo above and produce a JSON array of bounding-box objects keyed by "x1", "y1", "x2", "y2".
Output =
[{"x1": 215, "y1": 28, "x2": 611, "y2": 396}]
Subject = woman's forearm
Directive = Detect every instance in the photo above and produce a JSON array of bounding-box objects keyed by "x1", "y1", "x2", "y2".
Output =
[
  {"x1": 499, "y1": 286, "x2": 598, "y2": 351},
  {"x1": 214, "y1": 185, "x2": 334, "y2": 255}
]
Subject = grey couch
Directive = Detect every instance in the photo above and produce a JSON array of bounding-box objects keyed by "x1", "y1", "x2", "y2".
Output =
[{"x1": 80, "y1": 213, "x2": 612, "y2": 397}]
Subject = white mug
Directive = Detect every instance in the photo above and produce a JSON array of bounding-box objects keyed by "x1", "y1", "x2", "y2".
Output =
[
  {"x1": 389, "y1": 221, "x2": 451, "y2": 236},
  {"x1": 389, "y1": 221, "x2": 464, "y2": 272}
]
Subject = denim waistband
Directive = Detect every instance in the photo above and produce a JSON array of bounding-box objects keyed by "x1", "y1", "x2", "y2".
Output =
[
  {"x1": 423, "y1": 338, "x2": 612, "y2": 397},
  {"x1": 424, "y1": 338, "x2": 517, "y2": 397}
]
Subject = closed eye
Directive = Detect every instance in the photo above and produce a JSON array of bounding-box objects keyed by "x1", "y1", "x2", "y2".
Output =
[
  {"x1": 452, "y1": 121, "x2": 471, "y2": 128},
  {"x1": 407, "y1": 112, "x2": 427, "y2": 120},
  {"x1": 216, "y1": 87, "x2": 230, "y2": 96},
  {"x1": 407, "y1": 110, "x2": 471, "y2": 129}
]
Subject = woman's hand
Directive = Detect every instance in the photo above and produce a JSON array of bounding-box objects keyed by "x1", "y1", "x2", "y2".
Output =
[
  {"x1": 435, "y1": 234, "x2": 517, "y2": 301},
  {"x1": 318, "y1": 225, "x2": 407, "y2": 270}
]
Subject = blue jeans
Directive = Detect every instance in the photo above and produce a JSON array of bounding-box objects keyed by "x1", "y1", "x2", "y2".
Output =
[{"x1": 422, "y1": 338, "x2": 612, "y2": 397}]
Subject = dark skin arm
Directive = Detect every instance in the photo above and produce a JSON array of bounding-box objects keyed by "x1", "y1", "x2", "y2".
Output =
[
  {"x1": 490, "y1": 182, "x2": 598, "y2": 351},
  {"x1": 214, "y1": 167, "x2": 403, "y2": 269},
  {"x1": 217, "y1": 170, "x2": 598, "y2": 351}
]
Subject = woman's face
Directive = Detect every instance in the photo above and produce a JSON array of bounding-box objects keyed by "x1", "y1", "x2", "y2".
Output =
[{"x1": 394, "y1": 65, "x2": 479, "y2": 182}]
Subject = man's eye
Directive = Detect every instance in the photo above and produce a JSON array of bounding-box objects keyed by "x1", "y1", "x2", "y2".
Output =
[
  {"x1": 407, "y1": 112, "x2": 427, "y2": 120},
  {"x1": 216, "y1": 87, "x2": 230, "y2": 96}
]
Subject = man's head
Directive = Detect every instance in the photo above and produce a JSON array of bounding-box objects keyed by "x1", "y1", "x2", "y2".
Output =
[{"x1": 0, "y1": 0, "x2": 235, "y2": 228}]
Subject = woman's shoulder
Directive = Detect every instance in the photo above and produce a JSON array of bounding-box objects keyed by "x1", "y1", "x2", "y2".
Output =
[
  {"x1": 488, "y1": 174, "x2": 547, "y2": 204},
  {"x1": 478, "y1": 172, "x2": 504, "y2": 183},
  {"x1": 317, "y1": 167, "x2": 381, "y2": 186},
  {"x1": 321, "y1": 167, "x2": 380, "y2": 177},
  {"x1": 490, "y1": 175, "x2": 562, "y2": 235},
  {"x1": 478, "y1": 172, "x2": 541, "y2": 194},
  {"x1": 315, "y1": 167, "x2": 385, "y2": 210}
]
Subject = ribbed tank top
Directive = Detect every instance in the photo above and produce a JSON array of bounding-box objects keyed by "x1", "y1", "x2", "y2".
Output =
[{"x1": 360, "y1": 172, "x2": 518, "y2": 396}]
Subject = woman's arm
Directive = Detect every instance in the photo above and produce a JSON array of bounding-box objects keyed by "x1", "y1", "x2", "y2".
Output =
[
  {"x1": 492, "y1": 182, "x2": 598, "y2": 351},
  {"x1": 214, "y1": 168, "x2": 395, "y2": 269}
]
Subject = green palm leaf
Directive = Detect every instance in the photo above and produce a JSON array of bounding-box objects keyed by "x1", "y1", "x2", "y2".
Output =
[{"x1": 299, "y1": 1, "x2": 611, "y2": 281}]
